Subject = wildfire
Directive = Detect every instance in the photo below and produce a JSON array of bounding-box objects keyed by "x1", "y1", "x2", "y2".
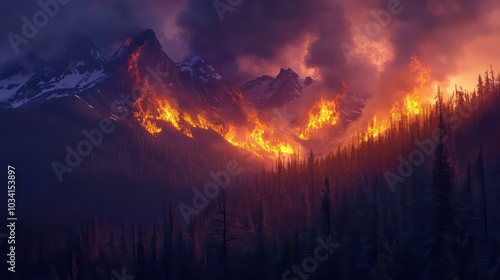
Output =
[
  {"x1": 366, "y1": 116, "x2": 391, "y2": 139},
  {"x1": 133, "y1": 92, "x2": 189, "y2": 136},
  {"x1": 136, "y1": 96, "x2": 296, "y2": 157},
  {"x1": 247, "y1": 116, "x2": 295, "y2": 155},
  {"x1": 298, "y1": 97, "x2": 340, "y2": 140},
  {"x1": 128, "y1": 43, "x2": 147, "y2": 87},
  {"x1": 126, "y1": 43, "x2": 296, "y2": 157},
  {"x1": 213, "y1": 115, "x2": 295, "y2": 157},
  {"x1": 127, "y1": 42, "x2": 435, "y2": 156},
  {"x1": 365, "y1": 56, "x2": 431, "y2": 140}
]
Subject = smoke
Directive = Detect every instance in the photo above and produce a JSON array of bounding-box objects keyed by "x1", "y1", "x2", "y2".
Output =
[
  {"x1": 380, "y1": 0, "x2": 499, "y2": 89},
  {"x1": 176, "y1": 0, "x2": 339, "y2": 85},
  {"x1": 2, "y1": 0, "x2": 499, "y2": 99},
  {"x1": 0, "y1": 0, "x2": 186, "y2": 66}
]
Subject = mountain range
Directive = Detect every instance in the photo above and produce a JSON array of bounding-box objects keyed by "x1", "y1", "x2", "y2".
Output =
[{"x1": 0, "y1": 29, "x2": 365, "y2": 133}]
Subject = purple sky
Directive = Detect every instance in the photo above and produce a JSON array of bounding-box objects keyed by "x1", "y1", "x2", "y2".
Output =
[{"x1": 1, "y1": 0, "x2": 499, "y2": 95}]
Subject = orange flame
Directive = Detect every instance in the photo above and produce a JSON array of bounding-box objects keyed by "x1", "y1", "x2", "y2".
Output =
[
  {"x1": 298, "y1": 97, "x2": 340, "y2": 140},
  {"x1": 126, "y1": 44, "x2": 296, "y2": 157},
  {"x1": 135, "y1": 96, "x2": 296, "y2": 157},
  {"x1": 128, "y1": 43, "x2": 147, "y2": 86},
  {"x1": 365, "y1": 56, "x2": 431, "y2": 140}
]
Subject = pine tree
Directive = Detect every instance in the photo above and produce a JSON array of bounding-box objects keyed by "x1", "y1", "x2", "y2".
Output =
[
  {"x1": 321, "y1": 178, "x2": 331, "y2": 238},
  {"x1": 149, "y1": 220, "x2": 161, "y2": 279},
  {"x1": 162, "y1": 203, "x2": 174, "y2": 280},
  {"x1": 475, "y1": 147, "x2": 488, "y2": 240},
  {"x1": 308, "y1": 149, "x2": 316, "y2": 213},
  {"x1": 370, "y1": 191, "x2": 394, "y2": 280},
  {"x1": 136, "y1": 226, "x2": 147, "y2": 279},
  {"x1": 430, "y1": 86, "x2": 457, "y2": 280},
  {"x1": 209, "y1": 189, "x2": 244, "y2": 280},
  {"x1": 254, "y1": 197, "x2": 269, "y2": 279}
]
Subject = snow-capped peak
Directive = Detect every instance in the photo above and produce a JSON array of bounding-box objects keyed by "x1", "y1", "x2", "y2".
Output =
[
  {"x1": 242, "y1": 68, "x2": 312, "y2": 108},
  {"x1": 0, "y1": 39, "x2": 110, "y2": 108},
  {"x1": 177, "y1": 55, "x2": 224, "y2": 83}
]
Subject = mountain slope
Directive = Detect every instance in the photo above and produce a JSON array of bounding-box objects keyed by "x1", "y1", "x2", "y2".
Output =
[
  {"x1": 0, "y1": 39, "x2": 108, "y2": 108},
  {"x1": 176, "y1": 55, "x2": 244, "y2": 111},
  {"x1": 242, "y1": 68, "x2": 312, "y2": 108}
]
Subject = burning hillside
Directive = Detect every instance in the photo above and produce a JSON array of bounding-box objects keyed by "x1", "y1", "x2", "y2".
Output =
[
  {"x1": 129, "y1": 42, "x2": 297, "y2": 157},
  {"x1": 125, "y1": 35, "x2": 437, "y2": 158}
]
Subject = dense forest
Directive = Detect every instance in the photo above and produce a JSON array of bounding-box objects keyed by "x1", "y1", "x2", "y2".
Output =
[{"x1": 2, "y1": 70, "x2": 500, "y2": 280}]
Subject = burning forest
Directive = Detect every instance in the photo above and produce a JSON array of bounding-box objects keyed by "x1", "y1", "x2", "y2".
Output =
[{"x1": 1, "y1": 0, "x2": 500, "y2": 279}]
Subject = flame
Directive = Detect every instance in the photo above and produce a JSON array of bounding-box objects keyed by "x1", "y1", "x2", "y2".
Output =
[
  {"x1": 298, "y1": 97, "x2": 340, "y2": 140},
  {"x1": 401, "y1": 56, "x2": 431, "y2": 116},
  {"x1": 126, "y1": 43, "x2": 296, "y2": 157},
  {"x1": 128, "y1": 43, "x2": 147, "y2": 87},
  {"x1": 134, "y1": 91, "x2": 191, "y2": 136},
  {"x1": 247, "y1": 116, "x2": 295, "y2": 155},
  {"x1": 213, "y1": 115, "x2": 295, "y2": 157},
  {"x1": 135, "y1": 97, "x2": 296, "y2": 156},
  {"x1": 365, "y1": 116, "x2": 391, "y2": 139},
  {"x1": 365, "y1": 56, "x2": 431, "y2": 140}
]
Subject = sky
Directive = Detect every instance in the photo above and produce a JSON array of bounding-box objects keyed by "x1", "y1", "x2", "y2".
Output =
[{"x1": 1, "y1": 0, "x2": 499, "y2": 98}]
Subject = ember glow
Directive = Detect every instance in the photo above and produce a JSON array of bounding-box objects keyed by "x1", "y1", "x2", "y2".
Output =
[{"x1": 128, "y1": 43, "x2": 146, "y2": 86}]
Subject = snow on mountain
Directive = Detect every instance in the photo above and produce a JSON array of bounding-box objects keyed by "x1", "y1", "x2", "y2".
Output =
[
  {"x1": 177, "y1": 55, "x2": 224, "y2": 83},
  {"x1": 0, "y1": 28, "x2": 244, "y2": 118},
  {"x1": 0, "y1": 29, "x2": 296, "y2": 123},
  {"x1": 241, "y1": 67, "x2": 365, "y2": 123},
  {"x1": 176, "y1": 55, "x2": 244, "y2": 113},
  {"x1": 0, "y1": 39, "x2": 109, "y2": 108},
  {"x1": 242, "y1": 68, "x2": 311, "y2": 108},
  {"x1": 0, "y1": 71, "x2": 35, "y2": 103}
]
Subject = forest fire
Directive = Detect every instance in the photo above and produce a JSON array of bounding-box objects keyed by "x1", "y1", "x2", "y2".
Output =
[
  {"x1": 129, "y1": 41, "x2": 434, "y2": 156},
  {"x1": 398, "y1": 56, "x2": 431, "y2": 117},
  {"x1": 133, "y1": 92, "x2": 190, "y2": 136},
  {"x1": 298, "y1": 97, "x2": 340, "y2": 140},
  {"x1": 134, "y1": 93, "x2": 296, "y2": 157},
  {"x1": 7, "y1": 1, "x2": 500, "y2": 277},
  {"x1": 221, "y1": 116, "x2": 295, "y2": 157},
  {"x1": 366, "y1": 116, "x2": 390, "y2": 139},
  {"x1": 128, "y1": 43, "x2": 146, "y2": 86},
  {"x1": 127, "y1": 43, "x2": 296, "y2": 157},
  {"x1": 364, "y1": 56, "x2": 431, "y2": 140}
]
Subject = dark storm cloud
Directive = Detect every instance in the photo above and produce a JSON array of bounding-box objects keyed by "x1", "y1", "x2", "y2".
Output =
[
  {"x1": 379, "y1": 0, "x2": 500, "y2": 90},
  {"x1": 0, "y1": 0, "x2": 184, "y2": 66},
  {"x1": 303, "y1": 2, "x2": 378, "y2": 94},
  {"x1": 1, "y1": 0, "x2": 498, "y2": 94},
  {"x1": 177, "y1": 0, "x2": 499, "y2": 95},
  {"x1": 176, "y1": 0, "x2": 354, "y2": 86}
]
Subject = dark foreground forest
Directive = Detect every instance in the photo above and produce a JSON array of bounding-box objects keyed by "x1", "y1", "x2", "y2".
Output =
[{"x1": 1, "y1": 71, "x2": 500, "y2": 280}]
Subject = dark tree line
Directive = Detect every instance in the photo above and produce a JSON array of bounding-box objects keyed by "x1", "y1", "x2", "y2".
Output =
[{"x1": 4, "y1": 69, "x2": 500, "y2": 280}]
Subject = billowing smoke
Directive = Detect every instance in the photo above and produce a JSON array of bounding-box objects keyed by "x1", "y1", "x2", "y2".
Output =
[
  {"x1": 177, "y1": 0, "x2": 498, "y2": 101},
  {"x1": 176, "y1": 0, "x2": 343, "y2": 86},
  {"x1": 2, "y1": 0, "x2": 499, "y2": 99},
  {"x1": 0, "y1": 0, "x2": 185, "y2": 66}
]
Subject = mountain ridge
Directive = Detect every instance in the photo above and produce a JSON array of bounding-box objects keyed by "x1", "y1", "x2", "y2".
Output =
[{"x1": 0, "y1": 28, "x2": 365, "y2": 131}]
